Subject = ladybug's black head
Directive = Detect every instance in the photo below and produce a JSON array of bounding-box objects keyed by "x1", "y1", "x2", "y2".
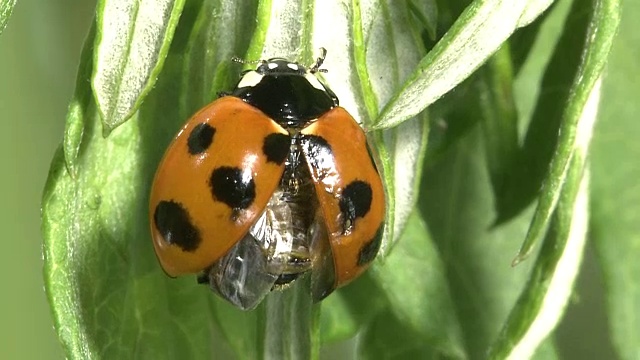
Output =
[
  {"x1": 256, "y1": 59, "x2": 308, "y2": 75},
  {"x1": 231, "y1": 52, "x2": 338, "y2": 128}
]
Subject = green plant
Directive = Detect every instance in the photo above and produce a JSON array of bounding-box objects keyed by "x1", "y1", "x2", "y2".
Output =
[
  {"x1": 0, "y1": 0, "x2": 16, "y2": 35},
  {"x1": 41, "y1": 0, "x2": 632, "y2": 358}
]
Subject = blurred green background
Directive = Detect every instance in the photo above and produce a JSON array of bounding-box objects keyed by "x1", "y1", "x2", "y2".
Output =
[{"x1": 0, "y1": 1, "x2": 634, "y2": 359}]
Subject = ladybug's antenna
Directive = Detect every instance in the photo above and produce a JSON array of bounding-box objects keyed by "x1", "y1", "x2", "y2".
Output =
[{"x1": 309, "y1": 47, "x2": 328, "y2": 74}]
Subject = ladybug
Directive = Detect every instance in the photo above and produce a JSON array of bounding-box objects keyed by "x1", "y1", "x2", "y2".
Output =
[{"x1": 149, "y1": 49, "x2": 385, "y2": 310}]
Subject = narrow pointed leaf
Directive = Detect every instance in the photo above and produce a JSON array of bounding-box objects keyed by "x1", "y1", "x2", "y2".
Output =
[
  {"x1": 493, "y1": 0, "x2": 572, "y2": 224},
  {"x1": 93, "y1": 0, "x2": 185, "y2": 133},
  {"x1": 492, "y1": 159, "x2": 590, "y2": 359},
  {"x1": 513, "y1": 0, "x2": 620, "y2": 264},
  {"x1": 375, "y1": 0, "x2": 555, "y2": 130},
  {"x1": 488, "y1": 77, "x2": 599, "y2": 357}
]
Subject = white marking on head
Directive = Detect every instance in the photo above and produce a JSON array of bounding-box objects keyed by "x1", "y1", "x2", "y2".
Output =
[
  {"x1": 268, "y1": 62, "x2": 278, "y2": 70},
  {"x1": 287, "y1": 63, "x2": 299, "y2": 71},
  {"x1": 236, "y1": 71, "x2": 264, "y2": 88},
  {"x1": 304, "y1": 73, "x2": 326, "y2": 91}
]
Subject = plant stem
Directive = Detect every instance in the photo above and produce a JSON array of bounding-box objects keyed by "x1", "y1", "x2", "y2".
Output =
[{"x1": 260, "y1": 274, "x2": 320, "y2": 360}]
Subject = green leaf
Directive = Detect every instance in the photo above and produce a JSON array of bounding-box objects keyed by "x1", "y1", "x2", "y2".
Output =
[
  {"x1": 359, "y1": 310, "x2": 444, "y2": 359},
  {"x1": 512, "y1": 0, "x2": 620, "y2": 264},
  {"x1": 489, "y1": 126, "x2": 593, "y2": 358},
  {"x1": 511, "y1": 0, "x2": 572, "y2": 122},
  {"x1": 0, "y1": 0, "x2": 16, "y2": 35},
  {"x1": 375, "y1": 0, "x2": 555, "y2": 130},
  {"x1": 209, "y1": 296, "x2": 260, "y2": 360},
  {"x1": 424, "y1": 2, "x2": 564, "y2": 213},
  {"x1": 43, "y1": 73, "x2": 218, "y2": 359},
  {"x1": 366, "y1": 212, "x2": 465, "y2": 358},
  {"x1": 508, "y1": 1, "x2": 559, "y2": 77},
  {"x1": 591, "y1": 0, "x2": 640, "y2": 358},
  {"x1": 44, "y1": 0, "x2": 627, "y2": 357},
  {"x1": 251, "y1": 0, "x2": 315, "y2": 61},
  {"x1": 420, "y1": 126, "x2": 548, "y2": 357},
  {"x1": 407, "y1": 0, "x2": 438, "y2": 41},
  {"x1": 43, "y1": 4, "x2": 221, "y2": 358},
  {"x1": 318, "y1": 292, "x2": 359, "y2": 344},
  {"x1": 476, "y1": 46, "x2": 520, "y2": 213},
  {"x1": 320, "y1": 272, "x2": 387, "y2": 347},
  {"x1": 489, "y1": 0, "x2": 572, "y2": 225},
  {"x1": 92, "y1": 0, "x2": 185, "y2": 134},
  {"x1": 349, "y1": 0, "x2": 429, "y2": 253},
  {"x1": 321, "y1": 212, "x2": 464, "y2": 357},
  {"x1": 63, "y1": 22, "x2": 100, "y2": 178},
  {"x1": 180, "y1": 0, "x2": 257, "y2": 115}
]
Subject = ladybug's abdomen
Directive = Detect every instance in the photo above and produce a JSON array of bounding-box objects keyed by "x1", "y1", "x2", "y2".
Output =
[{"x1": 202, "y1": 136, "x2": 328, "y2": 309}]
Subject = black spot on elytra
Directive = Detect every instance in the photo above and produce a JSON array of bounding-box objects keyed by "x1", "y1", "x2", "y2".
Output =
[
  {"x1": 209, "y1": 166, "x2": 256, "y2": 210},
  {"x1": 154, "y1": 200, "x2": 201, "y2": 252},
  {"x1": 187, "y1": 123, "x2": 216, "y2": 155},
  {"x1": 263, "y1": 133, "x2": 290, "y2": 165},
  {"x1": 339, "y1": 180, "x2": 373, "y2": 232},
  {"x1": 300, "y1": 134, "x2": 333, "y2": 173},
  {"x1": 357, "y1": 224, "x2": 383, "y2": 266}
]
